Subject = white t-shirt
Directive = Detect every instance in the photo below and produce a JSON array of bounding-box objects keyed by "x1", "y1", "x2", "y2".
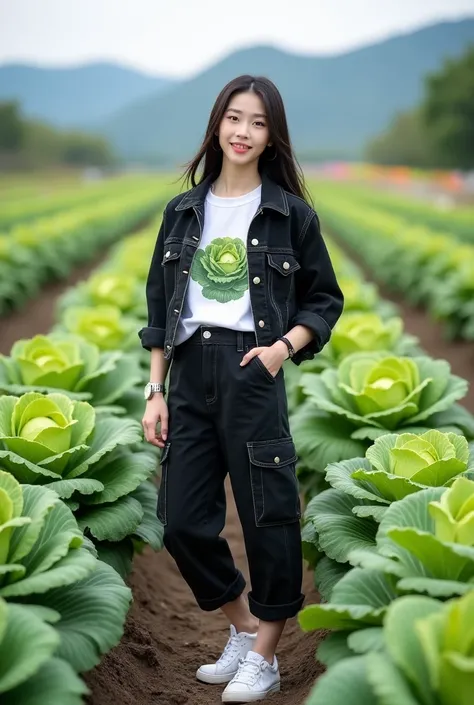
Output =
[{"x1": 174, "y1": 184, "x2": 261, "y2": 345}]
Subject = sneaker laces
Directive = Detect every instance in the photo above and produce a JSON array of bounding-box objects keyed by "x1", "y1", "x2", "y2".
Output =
[
  {"x1": 216, "y1": 633, "x2": 245, "y2": 667},
  {"x1": 231, "y1": 656, "x2": 267, "y2": 686}
]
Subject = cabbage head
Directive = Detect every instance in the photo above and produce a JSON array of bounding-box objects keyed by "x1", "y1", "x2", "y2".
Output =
[
  {"x1": 337, "y1": 277, "x2": 378, "y2": 312},
  {"x1": 0, "y1": 391, "x2": 94, "y2": 480},
  {"x1": 301, "y1": 592, "x2": 474, "y2": 705},
  {"x1": 0, "y1": 392, "x2": 162, "y2": 567},
  {"x1": 312, "y1": 430, "x2": 473, "y2": 540},
  {"x1": 314, "y1": 312, "x2": 420, "y2": 370},
  {"x1": 56, "y1": 271, "x2": 145, "y2": 319},
  {"x1": 292, "y1": 352, "x2": 473, "y2": 474},
  {"x1": 429, "y1": 476, "x2": 474, "y2": 546},
  {"x1": 0, "y1": 333, "x2": 141, "y2": 406},
  {"x1": 58, "y1": 305, "x2": 138, "y2": 351},
  {"x1": 300, "y1": 352, "x2": 471, "y2": 435},
  {"x1": 107, "y1": 232, "x2": 154, "y2": 279},
  {"x1": 331, "y1": 313, "x2": 403, "y2": 356}
]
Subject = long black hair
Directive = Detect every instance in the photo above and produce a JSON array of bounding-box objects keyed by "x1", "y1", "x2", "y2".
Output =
[{"x1": 180, "y1": 75, "x2": 312, "y2": 204}]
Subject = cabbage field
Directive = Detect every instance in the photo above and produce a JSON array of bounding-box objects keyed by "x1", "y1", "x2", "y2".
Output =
[{"x1": 1, "y1": 173, "x2": 474, "y2": 705}]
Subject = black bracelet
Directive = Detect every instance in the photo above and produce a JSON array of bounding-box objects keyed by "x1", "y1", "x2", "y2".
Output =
[{"x1": 277, "y1": 336, "x2": 295, "y2": 359}]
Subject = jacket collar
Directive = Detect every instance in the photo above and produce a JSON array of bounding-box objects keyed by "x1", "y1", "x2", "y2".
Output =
[{"x1": 175, "y1": 171, "x2": 289, "y2": 216}]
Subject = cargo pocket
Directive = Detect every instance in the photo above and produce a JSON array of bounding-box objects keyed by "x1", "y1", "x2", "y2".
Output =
[
  {"x1": 157, "y1": 441, "x2": 170, "y2": 525},
  {"x1": 247, "y1": 436, "x2": 301, "y2": 527}
]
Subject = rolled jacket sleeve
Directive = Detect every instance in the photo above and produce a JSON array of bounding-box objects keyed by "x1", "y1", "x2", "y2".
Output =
[
  {"x1": 138, "y1": 210, "x2": 167, "y2": 351},
  {"x1": 290, "y1": 210, "x2": 344, "y2": 365}
]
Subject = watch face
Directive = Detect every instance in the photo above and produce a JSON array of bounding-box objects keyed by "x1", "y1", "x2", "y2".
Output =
[{"x1": 144, "y1": 383, "x2": 151, "y2": 400}]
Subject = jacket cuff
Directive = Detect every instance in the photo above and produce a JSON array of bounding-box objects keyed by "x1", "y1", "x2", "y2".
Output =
[
  {"x1": 289, "y1": 311, "x2": 332, "y2": 365},
  {"x1": 138, "y1": 326, "x2": 166, "y2": 351}
]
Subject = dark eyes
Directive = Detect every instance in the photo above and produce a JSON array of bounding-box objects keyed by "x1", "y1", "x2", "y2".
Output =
[{"x1": 227, "y1": 116, "x2": 266, "y2": 127}]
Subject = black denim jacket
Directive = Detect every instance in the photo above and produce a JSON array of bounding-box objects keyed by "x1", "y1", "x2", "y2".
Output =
[{"x1": 139, "y1": 172, "x2": 344, "y2": 365}]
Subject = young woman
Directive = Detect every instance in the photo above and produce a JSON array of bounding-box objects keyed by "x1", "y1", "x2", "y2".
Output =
[{"x1": 140, "y1": 75, "x2": 344, "y2": 703}]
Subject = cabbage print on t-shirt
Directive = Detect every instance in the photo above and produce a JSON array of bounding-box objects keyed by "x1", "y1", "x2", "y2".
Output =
[{"x1": 190, "y1": 237, "x2": 249, "y2": 303}]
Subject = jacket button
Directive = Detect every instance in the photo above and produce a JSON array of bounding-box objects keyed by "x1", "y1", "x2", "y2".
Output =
[
  {"x1": 251, "y1": 238, "x2": 259, "y2": 246},
  {"x1": 203, "y1": 330, "x2": 212, "y2": 339},
  {"x1": 283, "y1": 261, "x2": 290, "y2": 270},
  {"x1": 258, "y1": 320, "x2": 265, "y2": 328},
  {"x1": 274, "y1": 456, "x2": 280, "y2": 464},
  {"x1": 253, "y1": 277, "x2": 261, "y2": 284},
  {"x1": 165, "y1": 251, "x2": 171, "y2": 258}
]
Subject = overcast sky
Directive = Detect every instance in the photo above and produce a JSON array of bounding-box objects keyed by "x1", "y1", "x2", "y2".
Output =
[{"x1": 1, "y1": 0, "x2": 473, "y2": 78}]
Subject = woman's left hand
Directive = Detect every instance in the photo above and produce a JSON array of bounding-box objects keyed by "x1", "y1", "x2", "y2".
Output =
[{"x1": 240, "y1": 341, "x2": 288, "y2": 378}]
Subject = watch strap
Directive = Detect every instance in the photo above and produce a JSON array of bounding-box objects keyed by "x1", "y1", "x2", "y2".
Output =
[
  {"x1": 149, "y1": 383, "x2": 165, "y2": 393},
  {"x1": 145, "y1": 382, "x2": 166, "y2": 399},
  {"x1": 277, "y1": 336, "x2": 295, "y2": 359}
]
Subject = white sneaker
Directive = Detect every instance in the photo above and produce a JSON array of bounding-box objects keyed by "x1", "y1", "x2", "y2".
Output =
[
  {"x1": 221, "y1": 650, "x2": 280, "y2": 702},
  {"x1": 196, "y1": 625, "x2": 257, "y2": 684}
]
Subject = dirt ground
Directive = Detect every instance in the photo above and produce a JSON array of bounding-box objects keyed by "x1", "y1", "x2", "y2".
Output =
[
  {"x1": 0, "y1": 250, "x2": 112, "y2": 355},
  {"x1": 84, "y1": 484, "x2": 325, "y2": 705},
  {"x1": 2, "y1": 245, "x2": 474, "y2": 705}
]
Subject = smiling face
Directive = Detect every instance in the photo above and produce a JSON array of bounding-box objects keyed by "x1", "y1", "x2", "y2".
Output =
[{"x1": 217, "y1": 90, "x2": 271, "y2": 167}]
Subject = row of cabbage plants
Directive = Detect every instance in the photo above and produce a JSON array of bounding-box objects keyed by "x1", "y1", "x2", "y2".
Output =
[
  {"x1": 0, "y1": 175, "x2": 77, "y2": 209},
  {"x1": 0, "y1": 175, "x2": 156, "y2": 232},
  {"x1": 0, "y1": 176, "x2": 168, "y2": 316},
  {"x1": 286, "y1": 235, "x2": 474, "y2": 704},
  {"x1": 310, "y1": 180, "x2": 474, "y2": 242},
  {"x1": 0, "y1": 207, "x2": 172, "y2": 703},
  {"x1": 310, "y1": 181, "x2": 474, "y2": 340}
]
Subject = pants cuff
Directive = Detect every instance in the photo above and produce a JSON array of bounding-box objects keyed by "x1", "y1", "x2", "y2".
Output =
[
  {"x1": 197, "y1": 571, "x2": 246, "y2": 612},
  {"x1": 248, "y1": 591, "x2": 305, "y2": 621}
]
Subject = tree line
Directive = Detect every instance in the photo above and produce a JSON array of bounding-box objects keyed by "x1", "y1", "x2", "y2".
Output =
[
  {"x1": 0, "y1": 101, "x2": 116, "y2": 170},
  {"x1": 366, "y1": 45, "x2": 474, "y2": 170}
]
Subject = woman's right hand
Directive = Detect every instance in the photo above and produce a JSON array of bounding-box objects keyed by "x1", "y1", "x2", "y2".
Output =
[{"x1": 142, "y1": 396, "x2": 168, "y2": 449}]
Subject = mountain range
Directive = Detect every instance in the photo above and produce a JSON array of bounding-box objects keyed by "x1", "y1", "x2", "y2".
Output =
[
  {"x1": 0, "y1": 63, "x2": 172, "y2": 127},
  {"x1": 1, "y1": 18, "x2": 473, "y2": 163}
]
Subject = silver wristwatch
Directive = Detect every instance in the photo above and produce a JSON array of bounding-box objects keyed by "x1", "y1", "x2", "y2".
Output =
[{"x1": 144, "y1": 382, "x2": 166, "y2": 400}]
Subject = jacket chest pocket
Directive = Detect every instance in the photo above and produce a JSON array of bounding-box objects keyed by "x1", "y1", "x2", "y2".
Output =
[
  {"x1": 266, "y1": 253, "x2": 301, "y2": 329},
  {"x1": 266, "y1": 253, "x2": 300, "y2": 292},
  {"x1": 162, "y1": 241, "x2": 184, "y2": 294}
]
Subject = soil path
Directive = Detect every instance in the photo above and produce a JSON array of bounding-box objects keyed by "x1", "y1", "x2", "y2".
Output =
[
  {"x1": 84, "y1": 483, "x2": 325, "y2": 705},
  {"x1": 0, "y1": 251, "x2": 113, "y2": 355}
]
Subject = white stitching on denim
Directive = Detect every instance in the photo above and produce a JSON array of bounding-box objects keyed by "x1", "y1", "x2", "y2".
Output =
[
  {"x1": 248, "y1": 448, "x2": 260, "y2": 528},
  {"x1": 259, "y1": 464, "x2": 265, "y2": 524},
  {"x1": 268, "y1": 262, "x2": 284, "y2": 334},
  {"x1": 297, "y1": 210, "x2": 316, "y2": 248}
]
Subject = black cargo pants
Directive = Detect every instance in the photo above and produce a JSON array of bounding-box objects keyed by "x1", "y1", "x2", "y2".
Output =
[{"x1": 158, "y1": 325, "x2": 304, "y2": 621}]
